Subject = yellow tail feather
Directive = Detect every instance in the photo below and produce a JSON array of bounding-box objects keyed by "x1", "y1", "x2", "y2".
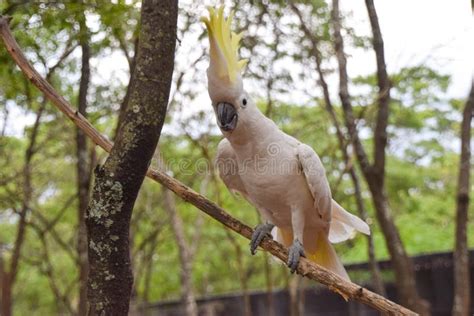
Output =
[{"x1": 309, "y1": 232, "x2": 350, "y2": 282}]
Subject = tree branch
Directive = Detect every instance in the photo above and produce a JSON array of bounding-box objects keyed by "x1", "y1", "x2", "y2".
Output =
[{"x1": 0, "y1": 15, "x2": 416, "y2": 316}]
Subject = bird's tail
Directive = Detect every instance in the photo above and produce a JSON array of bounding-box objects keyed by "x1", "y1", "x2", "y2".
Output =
[
  {"x1": 307, "y1": 232, "x2": 350, "y2": 281},
  {"x1": 274, "y1": 228, "x2": 350, "y2": 281},
  {"x1": 329, "y1": 200, "x2": 371, "y2": 243}
]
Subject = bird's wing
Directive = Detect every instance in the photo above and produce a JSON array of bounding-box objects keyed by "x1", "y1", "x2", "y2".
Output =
[
  {"x1": 296, "y1": 143, "x2": 370, "y2": 243},
  {"x1": 216, "y1": 138, "x2": 248, "y2": 197},
  {"x1": 296, "y1": 143, "x2": 332, "y2": 222}
]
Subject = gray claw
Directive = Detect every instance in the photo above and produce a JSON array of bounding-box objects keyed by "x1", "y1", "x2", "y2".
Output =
[
  {"x1": 250, "y1": 223, "x2": 274, "y2": 255},
  {"x1": 287, "y1": 239, "x2": 305, "y2": 273}
]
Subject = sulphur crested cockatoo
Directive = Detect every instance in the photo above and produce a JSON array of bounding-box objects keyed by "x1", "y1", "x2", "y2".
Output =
[{"x1": 201, "y1": 6, "x2": 370, "y2": 278}]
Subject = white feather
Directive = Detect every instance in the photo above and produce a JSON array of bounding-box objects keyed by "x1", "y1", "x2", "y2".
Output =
[
  {"x1": 329, "y1": 220, "x2": 355, "y2": 243},
  {"x1": 331, "y1": 200, "x2": 370, "y2": 236}
]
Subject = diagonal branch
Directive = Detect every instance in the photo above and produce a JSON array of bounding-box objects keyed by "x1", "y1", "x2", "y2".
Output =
[{"x1": 0, "y1": 16, "x2": 416, "y2": 315}]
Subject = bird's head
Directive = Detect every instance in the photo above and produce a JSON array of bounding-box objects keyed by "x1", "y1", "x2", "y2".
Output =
[{"x1": 201, "y1": 6, "x2": 251, "y2": 135}]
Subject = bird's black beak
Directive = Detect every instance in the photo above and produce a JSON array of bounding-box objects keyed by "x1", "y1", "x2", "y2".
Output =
[{"x1": 216, "y1": 102, "x2": 238, "y2": 132}]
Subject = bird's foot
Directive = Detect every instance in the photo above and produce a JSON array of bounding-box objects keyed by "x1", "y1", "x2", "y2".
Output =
[
  {"x1": 250, "y1": 223, "x2": 274, "y2": 255},
  {"x1": 287, "y1": 239, "x2": 305, "y2": 273}
]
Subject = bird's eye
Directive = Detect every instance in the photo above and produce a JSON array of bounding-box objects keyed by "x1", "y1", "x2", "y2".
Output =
[{"x1": 242, "y1": 98, "x2": 247, "y2": 108}]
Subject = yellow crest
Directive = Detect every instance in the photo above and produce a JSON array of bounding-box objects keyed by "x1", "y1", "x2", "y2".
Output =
[{"x1": 201, "y1": 6, "x2": 248, "y2": 83}]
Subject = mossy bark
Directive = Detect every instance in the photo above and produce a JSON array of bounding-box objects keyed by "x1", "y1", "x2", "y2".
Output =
[{"x1": 85, "y1": 1, "x2": 178, "y2": 315}]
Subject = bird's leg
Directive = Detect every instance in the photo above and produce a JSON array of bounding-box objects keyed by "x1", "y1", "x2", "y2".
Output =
[
  {"x1": 250, "y1": 222, "x2": 274, "y2": 255},
  {"x1": 288, "y1": 205, "x2": 306, "y2": 273},
  {"x1": 287, "y1": 239, "x2": 305, "y2": 273}
]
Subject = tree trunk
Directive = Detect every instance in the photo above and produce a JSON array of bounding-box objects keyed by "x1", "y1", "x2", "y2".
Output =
[
  {"x1": 263, "y1": 253, "x2": 275, "y2": 316},
  {"x1": 156, "y1": 149, "x2": 200, "y2": 316},
  {"x1": 290, "y1": 1, "x2": 386, "y2": 298},
  {"x1": 288, "y1": 274, "x2": 304, "y2": 316},
  {"x1": 0, "y1": 94, "x2": 45, "y2": 316},
  {"x1": 85, "y1": 1, "x2": 177, "y2": 315},
  {"x1": 0, "y1": 252, "x2": 3, "y2": 313},
  {"x1": 366, "y1": 181, "x2": 426, "y2": 312},
  {"x1": 331, "y1": 0, "x2": 429, "y2": 313},
  {"x1": 226, "y1": 231, "x2": 252, "y2": 316},
  {"x1": 164, "y1": 189, "x2": 198, "y2": 316},
  {"x1": 76, "y1": 9, "x2": 91, "y2": 316},
  {"x1": 0, "y1": 274, "x2": 12, "y2": 316},
  {"x1": 349, "y1": 168, "x2": 386, "y2": 297},
  {"x1": 237, "y1": 247, "x2": 252, "y2": 316},
  {"x1": 363, "y1": 1, "x2": 429, "y2": 313},
  {"x1": 3, "y1": 138, "x2": 33, "y2": 316},
  {"x1": 141, "y1": 235, "x2": 159, "y2": 316},
  {"x1": 452, "y1": 82, "x2": 473, "y2": 316}
]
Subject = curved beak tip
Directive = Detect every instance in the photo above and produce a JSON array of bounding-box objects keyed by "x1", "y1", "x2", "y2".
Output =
[{"x1": 216, "y1": 102, "x2": 238, "y2": 132}]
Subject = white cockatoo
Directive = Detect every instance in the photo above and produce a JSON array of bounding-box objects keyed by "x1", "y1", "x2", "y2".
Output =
[{"x1": 201, "y1": 6, "x2": 370, "y2": 278}]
